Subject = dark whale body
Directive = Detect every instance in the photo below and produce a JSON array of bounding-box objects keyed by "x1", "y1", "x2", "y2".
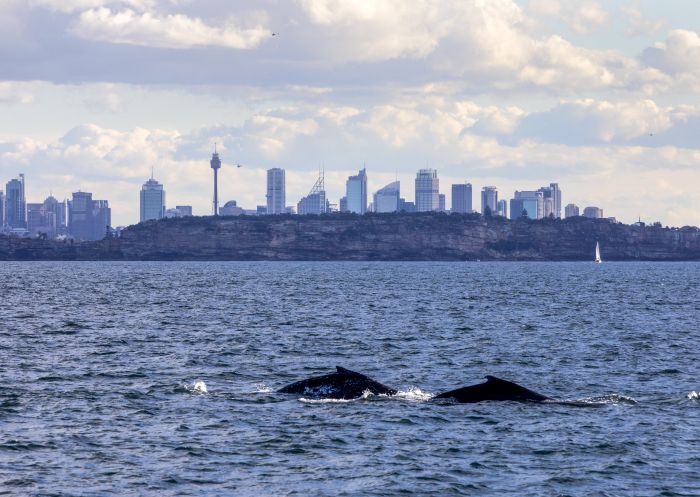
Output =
[
  {"x1": 278, "y1": 366, "x2": 398, "y2": 400},
  {"x1": 434, "y1": 375, "x2": 551, "y2": 403}
]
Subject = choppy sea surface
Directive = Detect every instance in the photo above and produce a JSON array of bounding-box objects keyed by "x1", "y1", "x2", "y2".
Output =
[{"x1": 1, "y1": 261, "x2": 699, "y2": 496}]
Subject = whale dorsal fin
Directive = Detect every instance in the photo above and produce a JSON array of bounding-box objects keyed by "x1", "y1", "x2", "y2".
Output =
[
  {"x1": 336, "y1": 366, "x2": 362, "y2": 376},
  {"x1": 485, "y1": 375, "x2": 511, "y2": 384}
]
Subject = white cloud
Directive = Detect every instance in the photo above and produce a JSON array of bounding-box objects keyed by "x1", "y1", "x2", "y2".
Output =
[
  {"x1": 29, "y1": 0, "x2": 156, "y2": 13},
  {"x1": 72, "y1": 7, "x2": 270, "y2": 49},
  {"x1": 565, "y1": 1, "x2": 608, "y2": 34},
  {"x1": 526, "y1": 0, "x2": 560, "y2": 18},
  {"x1": 0, "y1": 81, "x2": 35, "y2": 104},
  {"x1": 621, "y1": 4, "x2": 664, "y2": 37},
  {"x1": 642, "y1": 29, "x2": 700, "y2": 92}
]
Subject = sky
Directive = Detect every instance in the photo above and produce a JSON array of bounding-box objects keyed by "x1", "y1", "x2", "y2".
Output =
[{"x1": 1, "y1": 0, "x2": 700, "y2": 227}]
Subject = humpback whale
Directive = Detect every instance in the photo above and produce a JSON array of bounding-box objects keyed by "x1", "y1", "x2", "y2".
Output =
[
  {"x1": 434, "y1": 375, "x2": 551, "y2": 403},
  {"x1": 278, "y1": 366, "x2": 397, "y2": 400}
]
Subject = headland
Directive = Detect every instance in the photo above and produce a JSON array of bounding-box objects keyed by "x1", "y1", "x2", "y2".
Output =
[{"x1": 1, "y1": 213, "x2": 699, "y2": 261}]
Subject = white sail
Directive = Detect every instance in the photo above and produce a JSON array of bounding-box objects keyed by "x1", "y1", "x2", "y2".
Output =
[{"x1": 595, "y1": 242, "x2": 602, "y2": 263}]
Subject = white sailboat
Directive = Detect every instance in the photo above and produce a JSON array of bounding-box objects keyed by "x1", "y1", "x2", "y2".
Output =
[{"x1": 594, "y1": 241, "x2": 602, "y2": 263}]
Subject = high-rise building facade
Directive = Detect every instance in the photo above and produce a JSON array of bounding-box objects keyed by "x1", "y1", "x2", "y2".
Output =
[
  {"x1": 565, "y1": 203, "x2": 580, "y2": 218},
  {"x1": 415, "y1": 169, "x2": 439, "y2": 212},
  {"x1": 373, "y1": 181, "x2": 400, "y2": 213},
  {"x1": 297, "y1": 172, "x2": 328, "y2": 215},
  {"x1": 297, "y1": 191, "x2": 328, "y2": 215},
  {"x1": 339, "y1": 196, "x2": 348, "y2": 213},
  {"x1": 266, "y1": 168, "x2": 286, "y2": 215},
  {"x1": 497, "y1": 199, "x2": 508, "y2": 218},
  {"x1": 140, "y1": 177, "x2": 165, "y2": 222},
  {"x1": 481, "y1": 186, "x2": 498, "y2": 215},
  {"x1": 583, "y1": 206, "x2": 604, "y2": 219},
  {"x1": 346, "y1": 168, "x2": 367, "y2": 214},
  {"x1": 398, "y1": 198, "x2": 415, "y2": 212},
  {"x1": 538, "y1": 183, "x2": 562, "y2": 218},
  {"x1": 69, "y1": 191, "x2": 111, "y2": 241},
  {"x1": 27, "y1": 196, "x2": 67, "y2": 238},
  {"x1": 0, "y1": 190, "x2": 4, "y2": 228},
  {"x1": 438, "y1": 194, "x2": 446, "y2": 212},
  {"x1": 451, "y1": 183, "x2": 472, "y2": 213},
  {"x1": 510, "y1": 190, "x2": 544, "y2": 220},
  {"x1": 5, "y1": 175, "x2": 26, "y2": 229}
]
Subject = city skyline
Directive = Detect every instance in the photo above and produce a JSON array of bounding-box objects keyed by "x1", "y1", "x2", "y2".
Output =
[
  {"x1": 0, "y1": 165, "x2": 646, "y2": 228},
  {"x1": 1, "y1": 2, "x2": 700, "y2": 226}
]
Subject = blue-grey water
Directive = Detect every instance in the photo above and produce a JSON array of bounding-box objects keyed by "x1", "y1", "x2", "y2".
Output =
[{"x1": 1, "y1": 262, "x2": 699, "y2": 496}]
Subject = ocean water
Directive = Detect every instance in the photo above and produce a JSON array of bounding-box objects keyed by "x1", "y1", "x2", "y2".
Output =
[{"x1": 1, "y1": 261, "x2": 698, "y2": 496}]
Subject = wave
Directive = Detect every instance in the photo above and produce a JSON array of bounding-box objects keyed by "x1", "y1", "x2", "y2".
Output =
[
  {"x1": 687, "y1": 391, "x2": 699, "y2": 400},
  {"x1": 178, "y1": 380, "x2": 208, "y2": 394},
  {"x1": 551, "y1": 394, "x2": 637, "y2": 406},
  {"x1": 254, "y1": 383, "x2": 274, "y2": 394},
  {"x1": 299, "y1": 389, "x2": 375, "y2": 403},
  {"x1": 394, "y1": 387, "x2": 434, "y2": 402}
]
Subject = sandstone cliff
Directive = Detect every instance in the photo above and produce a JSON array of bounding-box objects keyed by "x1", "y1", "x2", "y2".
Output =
[{"x1": 2, "y1": 213, "x2": 699, "y2": 261}]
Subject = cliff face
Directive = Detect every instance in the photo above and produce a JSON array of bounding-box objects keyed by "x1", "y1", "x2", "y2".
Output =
[{"x1": 2, "y1": 214, "x2": 700, "y2": 261}]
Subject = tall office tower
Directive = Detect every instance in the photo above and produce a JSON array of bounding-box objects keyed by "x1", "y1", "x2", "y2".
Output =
[
  {"x1": 346, "y1": 168, "x2": 367, "y2": 214},
  {"x1": 481, "y1": 186, "x2": 498, "y2": 215},
  {"x1": 339, "y1": 196, "x2": 348, "y2": 213},
  {"x1": 583, "y1": 206, "x2": 604, "y2": 219},
  {"x1": 415, "y1": 169, "x2": 439, "y2": 212},
  {"x1": 5, "y1": 175, "x2": 26, "y2": 229},
  {"x1": 0, "y1": 190, "x2": 4, "y2": 228},
  {"x1": 438, "y1": 194, "x2": 446, "y2": 212},
  {"x1": 140, "y1": 176, "x2": 166, "y2": 222},
  {"x1": 45, "y1": 196, "x2": 68, "y2": 235},
  {"x1": 210, "y1": 148, "x2": 221, "y2": 215},
  {"x1": 538, "y1": 183, "x2": 562, "y2": 218},
  {"x1": 373, "y1": 181, "x2": 400, "y2": 213},
  {"x1": 510, "y1": 190, "x2": 544, "y2": 220},
  {"x1": 266, "y1": 168, "x2": 286, "y2": 215},
  {"x1": 497, "y1": 199, "x2": 508, "y2": 218},
  {"x1": 297, "y1": 172, "x2": 328, "y2": 215},
  {"x1": 69, "y1": 191, "x2": 111, "y2": 240},
  {"x1": 451, "y1": 183, "x2": 472, "y2": 213},
  {"x1": 26, "y1": 203, "x2": 43, "y2": 235},
  {"x1": 549, "y1": 183, "x2": 561, "y2": 218},
  {"x1": 565, "y1": 203, "x2": 580, "y2": 218}
]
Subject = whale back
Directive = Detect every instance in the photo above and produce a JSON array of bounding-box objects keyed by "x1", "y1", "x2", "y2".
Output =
[
  {"x1": 434, "y1": 375, "x2": 550, "y2": 403},
  {"x1": 278, "y1": 366, "x2": 398, "y2": 399}
]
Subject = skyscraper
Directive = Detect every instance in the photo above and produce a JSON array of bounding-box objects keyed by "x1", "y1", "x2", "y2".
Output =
[
  {"x1": 346, "y1": 168, "x2": 367, "y2": 214},
  {"x1": 373, "y1": 181, "x2": 400, "y2": 213},
  {"x1": 415, "y1": 169, "x2": 439, "y2": 212},
  {"x1": 510, "y1": 190, "x2": 544, "y2": 220},
  {"x1": 438, "y1": 194, "x2": 446, "y2": 212},
  {"x1": 0, "y1": 190, "x2": 4, "y2": 228},
  {"x1": 583, "y1": 206, "x2": 604, "y2": 219},
  {"x1": 266, "y1": 168, "x2": 286, "y2": 215},
  {"x1": 497, "y1": 199, "x2": 508, "y2": 218},
  {"x1": 538, "y1": 183, "x2": 562, "y2": 218},
  {"x1": 140, "y1": 176, "x2": 165, "y2": 222},
  {"x1": 27, "y1": 197, "x2": 68, "y2": 238},
  {"x1": 565, "y1": 203, "x2": 580, "y2": 218},
  {"x1": 297, "y1": 172, "x2": 328, "y2": 215},
  {"x1": 5, "y1": 175, "x2": 26, "y2": 229},
  {"x1": 481, "y1": 186, "x2": 498, "y2": 215},
  {"x1": 451, "y1": 183, "x2": 472, "y2": 213},
  {"x1": 69, "y1": 191, "x2": 111, "y2": 240}
]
